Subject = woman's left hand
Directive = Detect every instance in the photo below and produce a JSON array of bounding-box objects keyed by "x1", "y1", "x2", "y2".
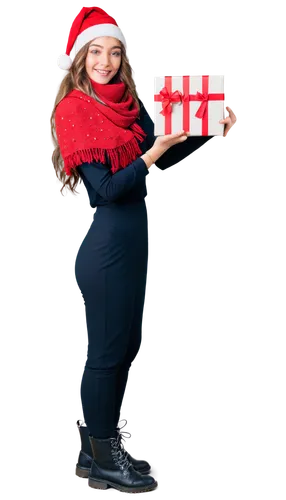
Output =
[{"x1": 219, "y1": 107, "x2": 237, "y2": 137}]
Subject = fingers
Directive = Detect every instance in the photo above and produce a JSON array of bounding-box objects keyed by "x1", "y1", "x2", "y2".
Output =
[
  {"x1": 223, "y1": 122, "x2": 232, "y2": 137},
  {"x1": 219, "y1": 107, "x2": 237, "y2": 125},
  {"x1": 167, "y1": 131, "x2": 187, "y2": 144},
  {"x1": 219, "y1": 116, "x2": 231, "y2": 136},
  {"x1": 177, "y1": 130, "x2": 187, "y2": 142},
  {"x1": 176, "y1": 130, "x2": 187, "y2": 136},
  {"x1": 226, "y1": 106, "x2": 238, "y2": 123},
  {"x1": 226, "y1": 104, "x2": 238, "y2": 116},
  {"x1": 164, "y1": 130, "x2": 186, "y2": 139},
  {"x1": 219, "y1": 106, "x2": 237, "y2": 136}
]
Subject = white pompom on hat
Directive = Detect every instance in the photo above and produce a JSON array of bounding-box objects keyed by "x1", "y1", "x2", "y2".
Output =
[
  {"x1": 57, "y1": 54, "x2": 73, "y2": 70},
  {"x1": 57, "y1": 6, "x2": 127, "y2": 70}
]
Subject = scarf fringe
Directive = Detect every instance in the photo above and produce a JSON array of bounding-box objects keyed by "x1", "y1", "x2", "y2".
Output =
[
  {"x1": 64, "y1": 135, "x2": 144, "y2": 176},
  {"x1": 130, "y1": 121, "x2": 148, "y2": 141}
]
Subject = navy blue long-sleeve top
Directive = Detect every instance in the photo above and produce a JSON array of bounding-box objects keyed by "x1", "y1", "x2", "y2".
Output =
[{"x1": 77, "y1": 98, "x2": 214, "y2": 207}]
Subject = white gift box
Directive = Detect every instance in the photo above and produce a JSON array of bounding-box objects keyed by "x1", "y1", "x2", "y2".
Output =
[{"x1": 154, "y1": 75, "x2": 225, "y2": 136}]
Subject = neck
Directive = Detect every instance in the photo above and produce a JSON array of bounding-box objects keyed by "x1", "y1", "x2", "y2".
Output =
[{"x1": 89, "y1": 75, "x2": 127, "y2": 103}]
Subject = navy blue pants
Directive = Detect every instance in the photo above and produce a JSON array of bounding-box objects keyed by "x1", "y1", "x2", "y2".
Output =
[{"x1": 75, "y1": 200, "x2": 148, "y2": 438}]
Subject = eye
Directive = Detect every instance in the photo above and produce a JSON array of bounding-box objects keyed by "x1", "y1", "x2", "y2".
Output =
[{"x1": 90, "y1": 49, "x2": 121, "y2": 57}]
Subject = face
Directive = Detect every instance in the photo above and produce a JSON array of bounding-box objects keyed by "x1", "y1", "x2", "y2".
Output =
[{"x1": 85, "y1": 36, "x2": 122, "y2": 84}]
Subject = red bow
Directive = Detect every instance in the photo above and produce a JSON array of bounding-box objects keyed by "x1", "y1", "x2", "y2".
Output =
[
  {"x1": 159, "y1": 87, "x2": 186, "y2": 116},
  {"x1": 194, "y1": 91, "x2": 209, "y2": 119}
]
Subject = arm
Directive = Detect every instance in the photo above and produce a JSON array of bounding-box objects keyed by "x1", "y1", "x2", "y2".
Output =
[
  {"x1": 139, "y1": 99, "x2": 214, "y2": 171},
  {"x1": 77, "y1": 157, "x2": 149, "y2": 202}
]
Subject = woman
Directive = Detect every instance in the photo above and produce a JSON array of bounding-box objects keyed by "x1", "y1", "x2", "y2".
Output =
[{"x1": 51, "y1": 6, "x2": 236, "y2": 495}]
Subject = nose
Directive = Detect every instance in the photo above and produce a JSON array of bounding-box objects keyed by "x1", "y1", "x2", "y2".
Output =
[{"x1": 99, "y1": 52, "x2": 111, "y2": 67}]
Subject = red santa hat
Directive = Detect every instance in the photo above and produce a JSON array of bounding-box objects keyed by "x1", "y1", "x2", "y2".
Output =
[{"x1": 57, "y1": 6, "x2": 127, "y2": 70}]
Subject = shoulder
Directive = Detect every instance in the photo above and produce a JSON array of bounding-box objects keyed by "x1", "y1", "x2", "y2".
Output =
[
  {"x1": 138, "y1": 95, "x2": 150, "y2": 114},
  {"x1": 55, "y1": 90, "x2": 92, "y2": 120},
  {"x1": 135, "y1": 97, "x2": 154, "y2": 139},
  {"x1": 138, "y1": 96, "x2": 152, "y2": 122}
]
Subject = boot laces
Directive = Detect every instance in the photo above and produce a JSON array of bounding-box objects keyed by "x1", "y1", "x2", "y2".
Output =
[
  {"x1": 118, "y1": 418, "x2": 136, "y2": 446},
  {"x1": 111, "y1": 437, "x2": 132, "y2": 473}
]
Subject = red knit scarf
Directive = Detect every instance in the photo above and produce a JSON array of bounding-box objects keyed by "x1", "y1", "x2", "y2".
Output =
[{"x1": 55, "y1": 77, "x2": 147, "y2": 176}]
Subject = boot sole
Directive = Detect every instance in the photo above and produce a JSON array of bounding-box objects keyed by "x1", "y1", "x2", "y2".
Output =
[
  {"x1": 88, "y1": 476, "x2": 158, "y2": 493},
  {"x1": 73, "y1": 465, "x2": 90, "y2": 481},
  {"x1": 73, "y1": 465, "x2": 155, "y2": 481}
]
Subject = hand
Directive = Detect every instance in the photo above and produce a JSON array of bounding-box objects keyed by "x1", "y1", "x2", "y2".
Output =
[
  {"x1": 153, "y1": 130, "x2": 188, "y2": 153},
  {"x1": 219, "y1": 107, "x2": 237, "y2": 137}
]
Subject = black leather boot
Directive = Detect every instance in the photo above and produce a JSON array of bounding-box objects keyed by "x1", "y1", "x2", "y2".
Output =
[
  {"x1": 75, "y1": 419, "x2": 151, "y2": 478},
  {"x1": 73, "y1": 419, "x2": 92, "y2": 480},
  {"x1": 88, "y1": 433, "x2": 158, "y2": 493},
  {"x1": 114, "y1": 419, "x2": 152, "y2": 475}
]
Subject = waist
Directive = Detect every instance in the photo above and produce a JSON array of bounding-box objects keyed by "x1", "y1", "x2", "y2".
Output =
[
  {"x1": 94, "y1": 199, "x2": 146, "y2": 215},
  {"x1": 93, "y1": 200, "x2": 147, "y2": 226}
]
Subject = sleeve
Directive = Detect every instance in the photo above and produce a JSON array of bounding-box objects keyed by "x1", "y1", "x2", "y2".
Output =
[
  {"x1": 77, "y1": 157, "x2": 149, "y2": 202},
  {"x1": 138, "y1": 98, "x2": 214, "y2": 171}
]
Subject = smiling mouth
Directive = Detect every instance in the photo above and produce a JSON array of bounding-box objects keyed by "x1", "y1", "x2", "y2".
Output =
[{"x1": 95, "y1": 69, "x2": 111, "y2": 75}]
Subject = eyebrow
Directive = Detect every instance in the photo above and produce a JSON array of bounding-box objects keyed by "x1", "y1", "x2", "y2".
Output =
[{"x1": 89, "y1": 44, "x2": 122, "y2": 50}]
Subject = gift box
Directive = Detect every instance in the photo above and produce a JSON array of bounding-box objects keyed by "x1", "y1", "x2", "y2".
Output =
[{"x1": 154, "y1": 75, "x2": 225, "y2": 136}]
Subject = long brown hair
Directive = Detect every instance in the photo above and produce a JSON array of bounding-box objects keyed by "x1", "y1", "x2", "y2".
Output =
[{"x1": 50, "y1": 39, "x2": 141, "y2": 195}]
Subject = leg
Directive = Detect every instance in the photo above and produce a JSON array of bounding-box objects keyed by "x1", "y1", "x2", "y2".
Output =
[
  {"x1": 113, "y1": 338, "x2": 141, "y2": 429},
  {"x1": 113, "y1": 267, "x2": 147, "y2": 428},
  {"x1": 77, "y1": 261, "x2": 137, "y2": 438}
]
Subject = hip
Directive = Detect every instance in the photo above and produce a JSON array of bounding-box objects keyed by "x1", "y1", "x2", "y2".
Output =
[{"x1": 75, "y1": 200, "x2": 148, "y2": 268}]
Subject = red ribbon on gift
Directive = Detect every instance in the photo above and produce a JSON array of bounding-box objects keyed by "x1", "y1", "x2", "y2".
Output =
[
  {"x1": 154, "y1": 75, "x2": 224, "y2": 135},
  {"x1": 158, "y1": 87, "x2": 186, "y2": 116}
]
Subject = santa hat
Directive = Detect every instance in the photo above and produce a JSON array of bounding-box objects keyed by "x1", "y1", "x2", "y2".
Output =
[{"x1": 57, "y1": 6, "x2": 127, "y2": 70}]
